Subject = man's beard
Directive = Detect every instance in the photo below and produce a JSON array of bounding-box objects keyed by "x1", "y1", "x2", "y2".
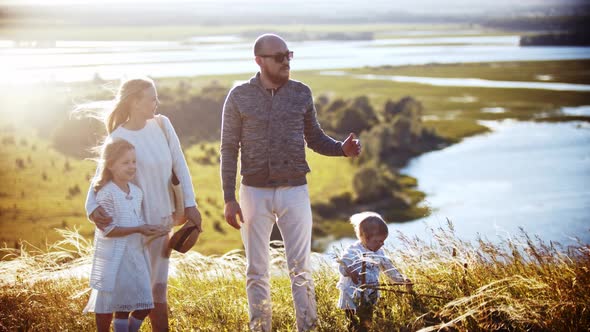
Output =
[{"x1": 266, "y1": 66, "x2": 290, "y2": 86}]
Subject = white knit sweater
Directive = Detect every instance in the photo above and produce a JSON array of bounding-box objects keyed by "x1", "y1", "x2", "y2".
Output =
[{"x1": 85, "y1": 115, "x2": 196, "y2": 224}]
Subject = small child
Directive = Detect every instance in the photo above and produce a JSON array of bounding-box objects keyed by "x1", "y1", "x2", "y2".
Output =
[
  {"x1": 337, "y1": 212, "x2": 412, "y2": 332},
  {"x1": 84, "y1": 139, "x2": 168, "y2": 332}
]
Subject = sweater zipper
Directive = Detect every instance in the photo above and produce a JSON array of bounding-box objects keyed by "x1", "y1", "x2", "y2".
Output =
[{"x1": 267, "y1": 86, "x2": 273, "y2": 179}]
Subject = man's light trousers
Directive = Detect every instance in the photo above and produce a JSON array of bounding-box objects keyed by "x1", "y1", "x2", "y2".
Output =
[{"x1": 240, "y1": 184, "x2": 318, "y2": 332}]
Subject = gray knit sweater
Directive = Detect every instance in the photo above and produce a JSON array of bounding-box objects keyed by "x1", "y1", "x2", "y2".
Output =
[{"x1": 220, "y1": 73, "x2": 344, "y2": 203}]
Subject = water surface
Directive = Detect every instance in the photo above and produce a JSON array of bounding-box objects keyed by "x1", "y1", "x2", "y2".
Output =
[
  {"x1": 330, "y1": 120, "x2": 590, "y2": 251},
  {"x1": 321, "y1": 71, "x2": 590, "y2": 91},
  {"x1": 2, "y1": 35, "x2": 590, "y2": 84}
]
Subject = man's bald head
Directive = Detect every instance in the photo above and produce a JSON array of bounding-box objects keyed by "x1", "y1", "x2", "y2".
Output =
[
  {"x1": 253, "y1": 34, "x2": 287, "y2": 56},
  {"x1": 253, "y1": 33, "x2": 291, "y2": 87}
]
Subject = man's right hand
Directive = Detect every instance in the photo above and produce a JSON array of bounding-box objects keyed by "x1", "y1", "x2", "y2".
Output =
[
  {"x1": 89, "y1": 206, "x2": 113, "y2": 231},
  {"x1": 224, "y1": 201, "x2": 244, "y2": 230}
]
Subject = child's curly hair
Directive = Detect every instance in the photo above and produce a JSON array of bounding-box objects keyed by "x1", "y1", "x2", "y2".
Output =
[{"x1": 350, "y1": 212, "x2": 388, "y2": 242}]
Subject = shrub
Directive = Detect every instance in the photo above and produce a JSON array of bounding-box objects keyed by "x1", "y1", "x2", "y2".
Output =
[
  {"x1": 15, "y1": 158, "x2": 25, "y2": 169},
  {"x1": 352, "y1": 165, "x2": 399, "y2": 204},
  {"x1": 67, "y1": 185, "x2": 81, "y2": 197}
]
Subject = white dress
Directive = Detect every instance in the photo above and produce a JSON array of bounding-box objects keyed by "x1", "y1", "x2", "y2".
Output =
[
  {"x1": 336, "y1": 241, "x2": 406, "y2": 310},
  {"x1": 85, "y1": 115, "x2": 196, "y2": 303},
  {"x1": 84, "y1": 182, "x2": 153, "y2": 313}
]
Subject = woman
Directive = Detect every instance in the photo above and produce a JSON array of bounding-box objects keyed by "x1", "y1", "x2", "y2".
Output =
[{"x1": 84, "y1": 77, "x2": 202, "y2": 331}]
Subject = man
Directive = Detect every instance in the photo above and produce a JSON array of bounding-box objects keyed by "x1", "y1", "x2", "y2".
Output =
[{"x1": 220, "y1": 34, "x2": 361, "y2": 332}]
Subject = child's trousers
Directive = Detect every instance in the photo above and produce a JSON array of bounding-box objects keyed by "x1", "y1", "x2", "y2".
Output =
[
  {"x1": 345, "y1": 304, "x2": 374, "y2": 332},
  {"x1": 239, "y1": 184, "x2": 318, "y2": 332}
]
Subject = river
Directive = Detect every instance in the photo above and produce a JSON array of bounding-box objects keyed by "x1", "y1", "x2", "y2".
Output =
[
  {"x1": 2, "y1": 34, "x2": 590, "y2": 84},
  {"x1": 320, "y1": 71, "x2": 590, "y2": 91},
  {"x1": 329, "y1": 117, "x2": 590, "y2": 251}
]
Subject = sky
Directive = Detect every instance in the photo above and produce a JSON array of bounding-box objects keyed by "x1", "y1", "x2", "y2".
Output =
[
  {"x1": 1, "y1": 0, "x2": 587, "y2": 27},
  {"x1": 0, "y1": 0, "x2": 585, "y2": 14}
]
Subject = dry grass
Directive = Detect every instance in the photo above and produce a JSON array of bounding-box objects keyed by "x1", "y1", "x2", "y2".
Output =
[{"x1": 1, "y1": 222, "x2": 588, "y2": 331}]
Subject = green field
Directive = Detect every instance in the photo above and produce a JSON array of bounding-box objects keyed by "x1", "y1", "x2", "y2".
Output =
[
  {"x1": 297, "y1": 60, "x2": 590, "y2": 141},
  {"x1": 0, "y1": 132, "x2": 356, "y2": 255},
  {"x1": 1, "y1": 59, "x2": 589, "y2": 256}
]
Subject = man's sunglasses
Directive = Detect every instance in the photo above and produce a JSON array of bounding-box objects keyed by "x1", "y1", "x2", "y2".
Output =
[{"x1": 257, "y1": 51, "x2": 294, "y2": 63}]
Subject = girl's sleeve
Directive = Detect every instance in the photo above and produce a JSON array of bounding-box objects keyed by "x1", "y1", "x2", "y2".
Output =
[
  {"x1": 162, "y1": 115, "x2": 197, "y2": 208},
  {"x1": 96, "y1": 188, "x2": 117, "y2": 235},
  {"x1": 379, "y1": 252, "x2": 406, "y2": 283},
  {"x1": 84, "y1": 165, "x2": 100, "y2": 217}
]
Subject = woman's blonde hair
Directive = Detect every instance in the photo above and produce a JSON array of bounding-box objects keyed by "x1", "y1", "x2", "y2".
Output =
[
  {"x1": 73, "y1": 76, "x2": 155, "y2": 134},
  {"x1": 350, "y1": 212, "x2": 388, "y2": 242},
  {"x1": 93, "y1": 139, "x2": 135, "y2": 192},
  {"x1": 106, "y1": 77, "x2": 155, "y2": 134}
]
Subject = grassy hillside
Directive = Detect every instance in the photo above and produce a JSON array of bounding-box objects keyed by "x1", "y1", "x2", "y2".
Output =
[
  {"x1": 0, "y1": 131, "x2": 95, "y2": 248},
  {"x1": 0, "y1": 130, "x2": 356, "y2": 255}
]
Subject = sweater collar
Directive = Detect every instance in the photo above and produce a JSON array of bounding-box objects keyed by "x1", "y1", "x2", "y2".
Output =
[
  {"x1": 251, "y1": 72, "x2": 288, "y2": 95},
  {"x1": 353, "y1": 240, "x2": 381, "y2": 254}
]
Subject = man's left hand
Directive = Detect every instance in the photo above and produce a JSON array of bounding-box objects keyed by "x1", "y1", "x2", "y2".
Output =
[
  {"x1": 184, "y1": 206, "x2": 203, "y2": 232},
  {"x1": 342, "y1": 132, "x2": 361, "y2": 157}
]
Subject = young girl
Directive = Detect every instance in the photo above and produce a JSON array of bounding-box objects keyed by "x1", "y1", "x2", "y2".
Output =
[
  {"x1": 337, "y1": 212, "x2": 412, "y2": 332},
  {"x1": 84, "y1": 139, "x2": 168, "y2": 332}
]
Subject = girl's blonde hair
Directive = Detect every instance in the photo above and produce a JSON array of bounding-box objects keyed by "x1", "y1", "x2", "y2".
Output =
[
  {"x1": 350, "y1": 212, "x2": 389, "y2": 242},
  {"x1": 73, "y1": 76, "x2": 155, "y2": 134},
  {"x1": 93, "y1": 139, "x2": 135, "y2": 193}
]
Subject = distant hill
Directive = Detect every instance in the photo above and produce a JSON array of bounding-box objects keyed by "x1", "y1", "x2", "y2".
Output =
[{"x1": 520, "y1": 32, "x2": 590, "y2": 46}]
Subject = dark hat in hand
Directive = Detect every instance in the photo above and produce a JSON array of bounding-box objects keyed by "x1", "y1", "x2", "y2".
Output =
[{"x1": 168, "y1": 221, "x2": 201, "y2": 253}]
